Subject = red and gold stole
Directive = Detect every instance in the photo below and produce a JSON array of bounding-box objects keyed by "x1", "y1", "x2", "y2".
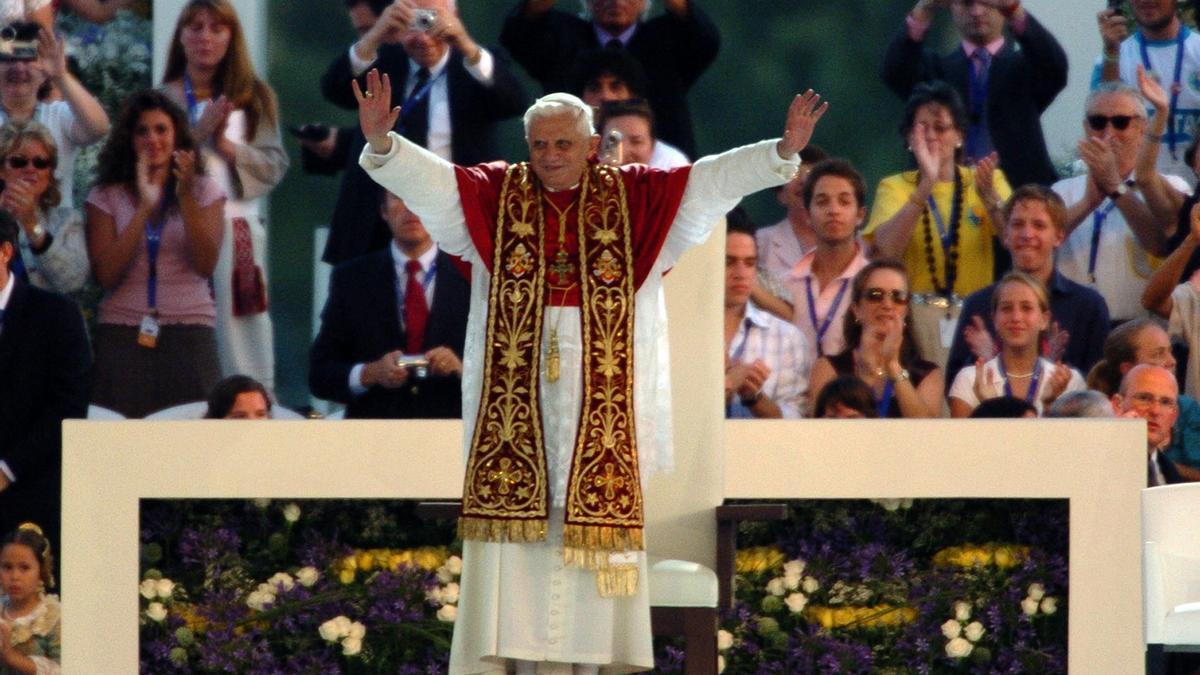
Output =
[{"x1": 458, "y1": 160, "x2": 643, "y2": 596}]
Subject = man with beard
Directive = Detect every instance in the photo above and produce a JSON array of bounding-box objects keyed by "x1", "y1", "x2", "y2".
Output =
[{"x1": 1098, "y1": 0, "x2": 1200, "y2": 186}]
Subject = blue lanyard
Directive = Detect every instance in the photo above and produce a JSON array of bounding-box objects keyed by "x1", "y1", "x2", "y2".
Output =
[
  {"x1": 805, "y1": 277, "x2": 849, "y2": 357},
  {"x1": 1139, "y1": 27, "x2": 1189, "y2": 158},
  {"x1": 926, "y1": 196, "x2": 953, "y2": 249},
  {"x1": 145, "y1": 198, "x2": 170, "y2": 310},
  {"x1": 182, "y1": 73, "x2": 205, "y2": 126},
  {"x1": 1088, "y1": 199, "x2": 1118, "y2": 282},
  {"x1": 998, "y1": 355, "x2": 1043, "y2": 404},
  {"x1": 403, "y1": 68, "x2": 441, "y2": 110},
  {"x1": 875, "y1": 379, "x2": 894, "y2": 418},
  {"x1": 729, "y1": 317, "x2": 753, "y2": 363}
]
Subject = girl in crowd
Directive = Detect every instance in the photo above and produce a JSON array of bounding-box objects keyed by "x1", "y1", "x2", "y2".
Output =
[
  {"x1": 862, "y1": 81, "x2": 1011, "y2": 366},
  {"x1": 0, "y1": 121, "x2": 87, "y2": 293},
  {"x1": 949, "y1": 272, "x2": 1084, "y2": 417},
  {"x1": 0, "y1": 524, "x2": 59, "y2": 674},
  {"x1": 809, "y1": 260, "x2": 943, "y2": 419},
  {"x1": 161, "y1": 0, "x2": 288, "y2": 394},
  {"x1": 85, "y1": 90, "x2": 225, "y2": 418}
]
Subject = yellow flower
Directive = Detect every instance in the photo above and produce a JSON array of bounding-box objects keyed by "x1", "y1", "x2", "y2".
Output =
[
  {"x1": 338, "y1": 569, "x2": 356, "y2": 585},
  {"x1": 735, "y1": 546, "x2": 786, "y2": 575},
  {"x1": 356, "y1": 551, "x2": 375, "y2": 572},
  {"x1": 412, "y1": 547, "x2": 448, "y2": 571}
]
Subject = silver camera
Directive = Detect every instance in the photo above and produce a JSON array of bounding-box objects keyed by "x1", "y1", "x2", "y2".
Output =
[
  {"x1": 395, "y1": 354, "x2": 430, "y2": 378},
  {"x1": 0, "y1": 22, "x2": 39, "y2": 62},
  {"x1": 410, "y1": 8, "x2": 437, "y2": 32}
]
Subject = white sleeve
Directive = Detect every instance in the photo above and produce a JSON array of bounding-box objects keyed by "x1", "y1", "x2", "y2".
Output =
[
  {"x1": 659, "y1": 139, "x2": 799, "y2": 267},
  {"x1": 462, "y1": 48, "x2": 495, "y2": 85},
  {"x1": 1168, "y1": 283, "x2": 1200, "y2": 340},
  {"x1": 947, "y1": 365, "x2": 979, "y2": 410},
  {"x1": 359, "y1": 131, "x2": 480, "y2": 264}
]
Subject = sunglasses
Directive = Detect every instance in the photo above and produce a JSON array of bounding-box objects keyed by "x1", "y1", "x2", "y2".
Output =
[
  {"x1": 6, "y1": 155, "x2": 52, "y2": 170},
  {"x1": 1086, "y1": 115, "x2": 1135, "y2": 132},
  {"x1": 863, "y1": 288, "x2": 910, "y2": 305}
]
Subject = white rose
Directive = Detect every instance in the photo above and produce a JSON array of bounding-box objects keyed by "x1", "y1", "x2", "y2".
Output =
[
  {"x1": 1020, "y1": 597, "x2": 1039, "y2": 616},
  {"x1": 436, "y1": 566, "x2": 454, "y2": 584},
  {"x1": 155, "y1": 578, "x2": 175, "y2": 600},
  {"x1": 1040, "y1": 597, "x2": 1058, "y2": 615},
  {"x1": 445, "y1": 555, "x2": 463, "y2": 575},
  {"x1": 900, "y1": 498, "x2": 914, "y2": 509},
  {"x1": 964, "y1": 621, "x2": 985, "y2": 642},
  {"x1": 945, "y1": 636, "x2": 973, "y2": 658},
  {"x1": 801, "y1": 576, "x2": 819, "y2": 594},
  {"x1": 145, "y1": 602, "x2": 168, "y2": 622},
  {"x1": 437, "y1": 604, "x2": 458, "y2": 622},
  {"x1": 783, "y1": 572, "x2": 801, "y2": 591},
  {"x1": 940, "y1": 619, "x2": 962, "y2": 640},
  {"x1": 718, "y1": 655, "x2": 726, "y2": 674},
  {"x1": 426, "y1": 586, "x2": 444, "y2": 605},
  {"x1": 341, "y1": 636, "x2": 363, "y2": 656},
  {"x1": 139, "y1": 579, "x2": 158, "y2": 600},
  {"x1": 716, "y1": 629, "x2": 734, "y2": 651},
  {"x1": 296, "y1": 567, "x2": 320, "y2": 588},
  {"x1": 1027, "y1": 583, "x2": 1045, "y2": 601},
  {"x1": 267, "y1": 572, "x2": 295, "y2": 592},
  {"x1": 784, "y1": 592, "x2": 808, "y2": 614},
  {"x1": 783, "y1": 559, "x2": 806, "y2": 577},
  {"x1": 253, "y1": 498, "x2": 271, "y2": 509},
  {"x1": 876, "y1": 498, "x2": 903, "y2": 511},
  {"x1": 333, "y1": 615, "x2": 353, "y2": 638},
  {"x1": 318, "y1": 618, "x2": 343, "y2": 643},
  {"x1": 953, "y1": 600, "x2": 972, "y2": 622},
  {"x1": 765, "y1": 577, "x2": 786, "y2": 597},
  {"x1": 442, "y1": 582, "x2": 460, "y2": 605},
  {"x1": 347, "y1": 621, "x2": 366, "y2": 641},
  {"x1": 282, "y1": 502, "x2": 301, "y2": 523},
  {"x1": 246, "y1": 590, "x2": 274, "y2": 611}
]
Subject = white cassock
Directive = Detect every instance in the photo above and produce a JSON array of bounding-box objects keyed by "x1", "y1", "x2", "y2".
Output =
[{"x1": 361, "y1": 132, "x2": 798, "y2": 674}]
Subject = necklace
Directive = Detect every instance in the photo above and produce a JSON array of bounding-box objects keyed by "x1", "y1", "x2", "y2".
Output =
[
  {"x1": 1005, "y1": 371, "x2": 1034, "y2": 379},
  {"x1": 920, "y1": 166, "x2": 964, "y2": 298},
  {"x1": 545, "y1": 192, "x2": 577, "y2": 286}
]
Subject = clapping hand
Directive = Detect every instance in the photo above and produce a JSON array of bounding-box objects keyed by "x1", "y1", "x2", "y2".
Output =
[
  {"x1": 354, "y1": 69, "x2": 402, "y2": 155},
  {"x1": 1, "y1": 178, "x2": 38, "y2": 229},
  {"x1": 172, "y1": 150, "x2": 197, "y2": 198},
  {"x1": 135, "y1": 155, "x2": 163, "y2": 211},
  {"x1": 974, "y1": 152, "x2": 1001, "y2": 206},
  {"x1": 962, "y1": 315, "x2": 998, "y2": 362},
  {"x1": 1079, "y1": 136, "x2": 1122, "y2": 196},
  {"x1": 1138, "y1": 65, "x2": 1169, "y2": 114},
  {"x1": 194, "y1": 95, "x2": 234, "y2": 145},
  {"x1": 909, "y1": 122, "x2": 941, "y2": 188},
  {"x1": 776, "y1": 89, "x2": 828, "y2": 159},
  {"x1": 972, "y1": 357, "x2": 999, "y2": 403},
  {"x1": 1040, "y1": 361, "x2": 1072, "y2": 404}
]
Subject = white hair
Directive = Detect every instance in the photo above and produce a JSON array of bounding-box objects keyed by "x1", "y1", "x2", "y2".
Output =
[
  {"x1": 1085, "y1": 81, "x2": 1148, "y2": 119},
  {"x1": 577, "y1": 0, "x2": 653, "y2": 20},
  {"x1": 523, "y1": 93, "x2": 595, "y2": 139},
  {"x1": 1046, "y1": 390, "x2": 1115, "y2": 418}
]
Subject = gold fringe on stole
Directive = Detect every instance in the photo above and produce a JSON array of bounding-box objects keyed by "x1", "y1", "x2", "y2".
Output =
[
  {"x1": 562, "y1": 523, "x2": 644, "y2": 553},
  {"x1": 458, "y1": 517, "x2": 547, "y2": 544},
  {"x1": 596, "y1": 566, "x2": 639, "y2": 598}
]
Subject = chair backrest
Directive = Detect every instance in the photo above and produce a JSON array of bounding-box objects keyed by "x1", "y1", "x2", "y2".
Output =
[
  {"x1": 86, "y1": 405, "x2": 125, "y2": 420},
  {"x1": 144, "y1": 401, "x2": 208, "y2": 420},
  {"x1": 1142, "y1": 484, "x2": 1200, "y2": 557}
]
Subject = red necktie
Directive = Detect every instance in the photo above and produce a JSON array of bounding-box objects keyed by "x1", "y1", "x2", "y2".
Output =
[{"x1": 404, "y1": 259, "x2": 429, "y2": 353}]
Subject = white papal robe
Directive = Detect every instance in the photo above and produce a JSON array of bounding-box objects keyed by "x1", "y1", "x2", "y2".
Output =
[{"x1": 361, "y1": 131, "x2": 798, "y2": 674}]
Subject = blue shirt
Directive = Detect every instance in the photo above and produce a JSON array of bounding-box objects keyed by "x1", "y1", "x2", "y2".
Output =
[{"x1": 1166, "y1": 394, "x2": 1200, "y2": 469}]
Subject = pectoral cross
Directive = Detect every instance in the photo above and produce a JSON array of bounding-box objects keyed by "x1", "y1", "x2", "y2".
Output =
[{"x1": 549, "y1": 249, "x2": 575, "y2": 285}]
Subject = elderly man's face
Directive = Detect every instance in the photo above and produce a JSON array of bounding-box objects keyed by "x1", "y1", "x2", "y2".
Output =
[
  {"x1": 950, "y1": 0, "x2": 1006, "y2": 46},
  {"x1": 1117, "y1": 366, "x2": 1180, "y2": 450},
  {"x1": 1132, "y1": 0, "x2": 1178, "y2": 32},
  {"x1": 527, "y1": 112, "x2": 598, "y2": 191},
  {"x1": 1085, "y1": 92, "x2": 1146, "y2": 168},
  {"x1": 590, "y1": 0, "x2": 645, "y2": 35}
]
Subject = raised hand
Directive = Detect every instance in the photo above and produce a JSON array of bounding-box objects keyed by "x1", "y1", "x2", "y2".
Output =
[
  {"x1": 172, "y1": 150, "x2": 197, "y2": 197},
  {"x1": 974, "y1": 152, "x2": 1000, "y2": 206},
  {"x1": 972, "y1": 357, "x2": 998, "y2": 403},
  {"x1": 1046, "y1": 321, "x2": 1070, "y2": 363},
  {"x1": 910, "y1": 122, "x2": 941, "y2": 187},
  {"x1": 194, "y1": 95, "x2": 234, "y2": 145},
  {"x1": 136, "y1": 156, "x2": 163, "y2": 210},
  {"x1": 776, "y1": 89, "x2": 829, "y2": 159},
  {"x1": 354, "y1": 69, "x2": 402, "y2": 155},
  {"x1": 1137, "y1": 64, "x2": 1169, "y2": 113},
  {"x1": 1079, "y1": 136, "x2": 1122, "y2": 195},
  {"x1": 35, "y1": 29, "x2": 66, "y2": 82},
  {"x1": 962, "y1": 315, "x2": 998, "y2": 361},
  {"x1": 1097, "y1": 7, "x2": 1129, "y2": 55},
  {"x1": 1040, "y1": 361, "x2": 1072, "y2": 404}
]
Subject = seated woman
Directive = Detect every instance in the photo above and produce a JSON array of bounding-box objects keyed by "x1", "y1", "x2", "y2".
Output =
[
  {"x1": 0, "y1": 523, "x2": 59, "y2": 675},
  {"x1": 203, "y1": 374, "x2": 271, "y2": 419},
  {"x1": 862, "y1": 81, "x2": 1011, "y2": 367},
  {"x1": 84, "y1": 90, "x2": 225, "y2": 418},
  {"x1": 0, "y1": 121, "x2": 88, "y2": 293},
  {"x1": 949, "y1": 272, "x2": 1084, "y2": 417},
  {"x1": 812, "y1": 375, "x2": 877, "y2": 419},
  {"x1": 809, "y1": 260, "x2": 943, "y2": 418}
]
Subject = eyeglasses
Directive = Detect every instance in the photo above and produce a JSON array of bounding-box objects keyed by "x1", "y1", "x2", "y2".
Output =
[
  {"x1": 1129, "y1": 392, "x2": 1179, "y2": 411},
  {"x1": 863, "y1": 288, "x2": 910, "y2": 305},
  {"x1": 1086, "y1": 115, "x2": 1135, "y2": 132},
  {"x1": 5, "y1": 155, "x2": 52, "y2": 170}
]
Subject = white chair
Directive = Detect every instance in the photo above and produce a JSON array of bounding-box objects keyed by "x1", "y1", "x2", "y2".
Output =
[
  {"x1": 1143, "y1": 483, "x2": 1200, "y2": 673},
  {"x1": 86, "y1": 405, "x2": 125, "y2": 420},
  {"x1": 648, "y1": 558, "x2": 718, "y2": 674}
]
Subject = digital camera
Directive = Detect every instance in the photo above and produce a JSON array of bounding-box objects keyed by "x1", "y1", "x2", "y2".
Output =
[{"x1": 0, "y1": 22, "x2": 39, "y2": 62}]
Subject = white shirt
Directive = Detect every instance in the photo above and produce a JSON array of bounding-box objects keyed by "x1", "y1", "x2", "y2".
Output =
[
  {"x1": 0, "y1": 271, "x2": 15, "y2": 482},
  {"x1": 649, "y1": 139, "x2": 689, "y2": 169},
  {"x1": 948, "y1": 355, "x2": 1087, "y2": 416},
  {"x1": 726, "y1": 301, "x2": 810, "y2": 419},
  {"x1": 348, "y1": 44, "x2": 495, "y2": 161}
]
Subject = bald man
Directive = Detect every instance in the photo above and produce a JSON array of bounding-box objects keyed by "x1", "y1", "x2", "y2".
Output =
[{"x1": 1113, "y1": 364, "x2": 1188, "y2": 486}]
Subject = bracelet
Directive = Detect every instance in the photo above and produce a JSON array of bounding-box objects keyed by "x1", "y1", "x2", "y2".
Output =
[
  {"x1": 1102, "y1": 50, "x2": 1120, "y2": 64},
  {"x1": 1000, "y1": 0, "x2": 1020, "y2": 18}
]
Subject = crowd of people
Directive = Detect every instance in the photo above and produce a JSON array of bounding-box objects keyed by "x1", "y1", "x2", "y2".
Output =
[{"x1": 3, "y1": 0, "x2": 1200, "y2": 669}]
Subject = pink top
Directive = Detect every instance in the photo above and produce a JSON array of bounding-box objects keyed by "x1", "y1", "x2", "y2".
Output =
[
  {"x1": 785, "y1": 243, "x2": 871, "y2": 359},
  {"x1": 87, "y1": 176, "x2": 225, "y2": 327}
]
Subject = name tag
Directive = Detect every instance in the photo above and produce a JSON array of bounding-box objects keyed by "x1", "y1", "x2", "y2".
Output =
[
  {"x1": 939, "y1": 315, "x2": 957, "y2": 349},
  {"x1": 137, "y1": 314, "x2": 160, "y2": 349}
]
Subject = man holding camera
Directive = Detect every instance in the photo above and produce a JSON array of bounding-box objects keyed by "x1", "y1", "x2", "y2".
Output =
[
  {"x1": 309, "y1": 190, "x2": 469, "y2": 419},
  {"x1": 1098, "y1": 0, "x2": 1200, "y2": 186},
  {"x1": 882, "y1": 0, "x2": 1067, "y2": 188},
  {"x1": 307, "y1": 0, "x2": 526, "y2": 266}
]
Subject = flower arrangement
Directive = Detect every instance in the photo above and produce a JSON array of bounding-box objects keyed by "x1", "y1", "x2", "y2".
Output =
[
  {"x1": 139, "y1": 499, "x2": 459, "y2": 673},
  {"x1": 655, "y1": 498, "x2": 1069, "y2": 674}
]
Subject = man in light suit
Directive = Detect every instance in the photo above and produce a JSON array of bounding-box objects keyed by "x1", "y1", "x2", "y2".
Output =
[
  {"x1": 304, "y1": 0, "x2": 528, "y2": 265},
  {"x1": 0, "y1": 210, "x2": 90, "y2": 560},
  {"x1": 309, "y1": 193, "x2": 469, "y2": 419}
]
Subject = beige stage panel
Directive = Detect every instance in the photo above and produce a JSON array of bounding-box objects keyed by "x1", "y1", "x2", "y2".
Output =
[{"x1": 726, "y1": 418, "x2": 1146, "y2": 675}]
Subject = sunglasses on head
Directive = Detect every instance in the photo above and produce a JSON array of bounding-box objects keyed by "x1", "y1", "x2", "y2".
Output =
[
  {"x1": 1086, "y1": 114, "x2": 1135, "y2": 131},
  {"x1": 6, "y1": 155, "x2": 51, "y2": 170},
  {"x1": 863, "y1": 288, "x2": 910, "y2": 305}
]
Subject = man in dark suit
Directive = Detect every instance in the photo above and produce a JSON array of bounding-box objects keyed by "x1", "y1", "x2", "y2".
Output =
[
  {"x1": 500, "y1": 0, "x2": 719, "y2": 158},
  {"x1": 310, "y1": 192, "x2": 469, "y2": 419},
  {"x1": 881, "y1": 0, "x2": 1068, "y2": 188},
  {"x1": 0, "y1": 211, "x2": 90, "y2": 556},
  {"x1": 1113, "y1": 364, "x2": 1191, "y2": 486},
  {"x1": 304, "y1": 0, "x2": 527, "y2": 266}
]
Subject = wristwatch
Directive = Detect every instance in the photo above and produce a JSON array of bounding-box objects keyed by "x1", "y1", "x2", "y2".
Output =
[
  {"x1": 889, "y1": 368, "x2": 911, "y2": 383},
  {"x1": 1107, "y1": 178, "x2": 1135, "y2": 201}
]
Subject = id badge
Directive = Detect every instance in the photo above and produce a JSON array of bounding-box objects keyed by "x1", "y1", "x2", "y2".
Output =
[
  {"x1": 939, "y1": 315, "x2": 957, "y2": 349},
  {"x1": 137, "y1": 314, "x2": 160, "y2": 349}
]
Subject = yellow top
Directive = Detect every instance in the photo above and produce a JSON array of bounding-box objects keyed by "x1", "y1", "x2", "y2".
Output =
[{"x1": 863, "y1": 168, "x2": 1012, "y2": 296}]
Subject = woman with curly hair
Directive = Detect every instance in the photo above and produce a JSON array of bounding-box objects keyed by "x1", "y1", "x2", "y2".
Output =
[
  {"x1": 161, "y1": 0, "x2": 287, "y2": 394},
  {"x1": 84, "y1": 89, "x2": 225, "y2": 418}
]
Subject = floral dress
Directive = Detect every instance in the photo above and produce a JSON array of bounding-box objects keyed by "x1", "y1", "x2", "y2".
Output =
[{"x1": 0, "y1": 594, "x2": 60, "y2": 674}]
